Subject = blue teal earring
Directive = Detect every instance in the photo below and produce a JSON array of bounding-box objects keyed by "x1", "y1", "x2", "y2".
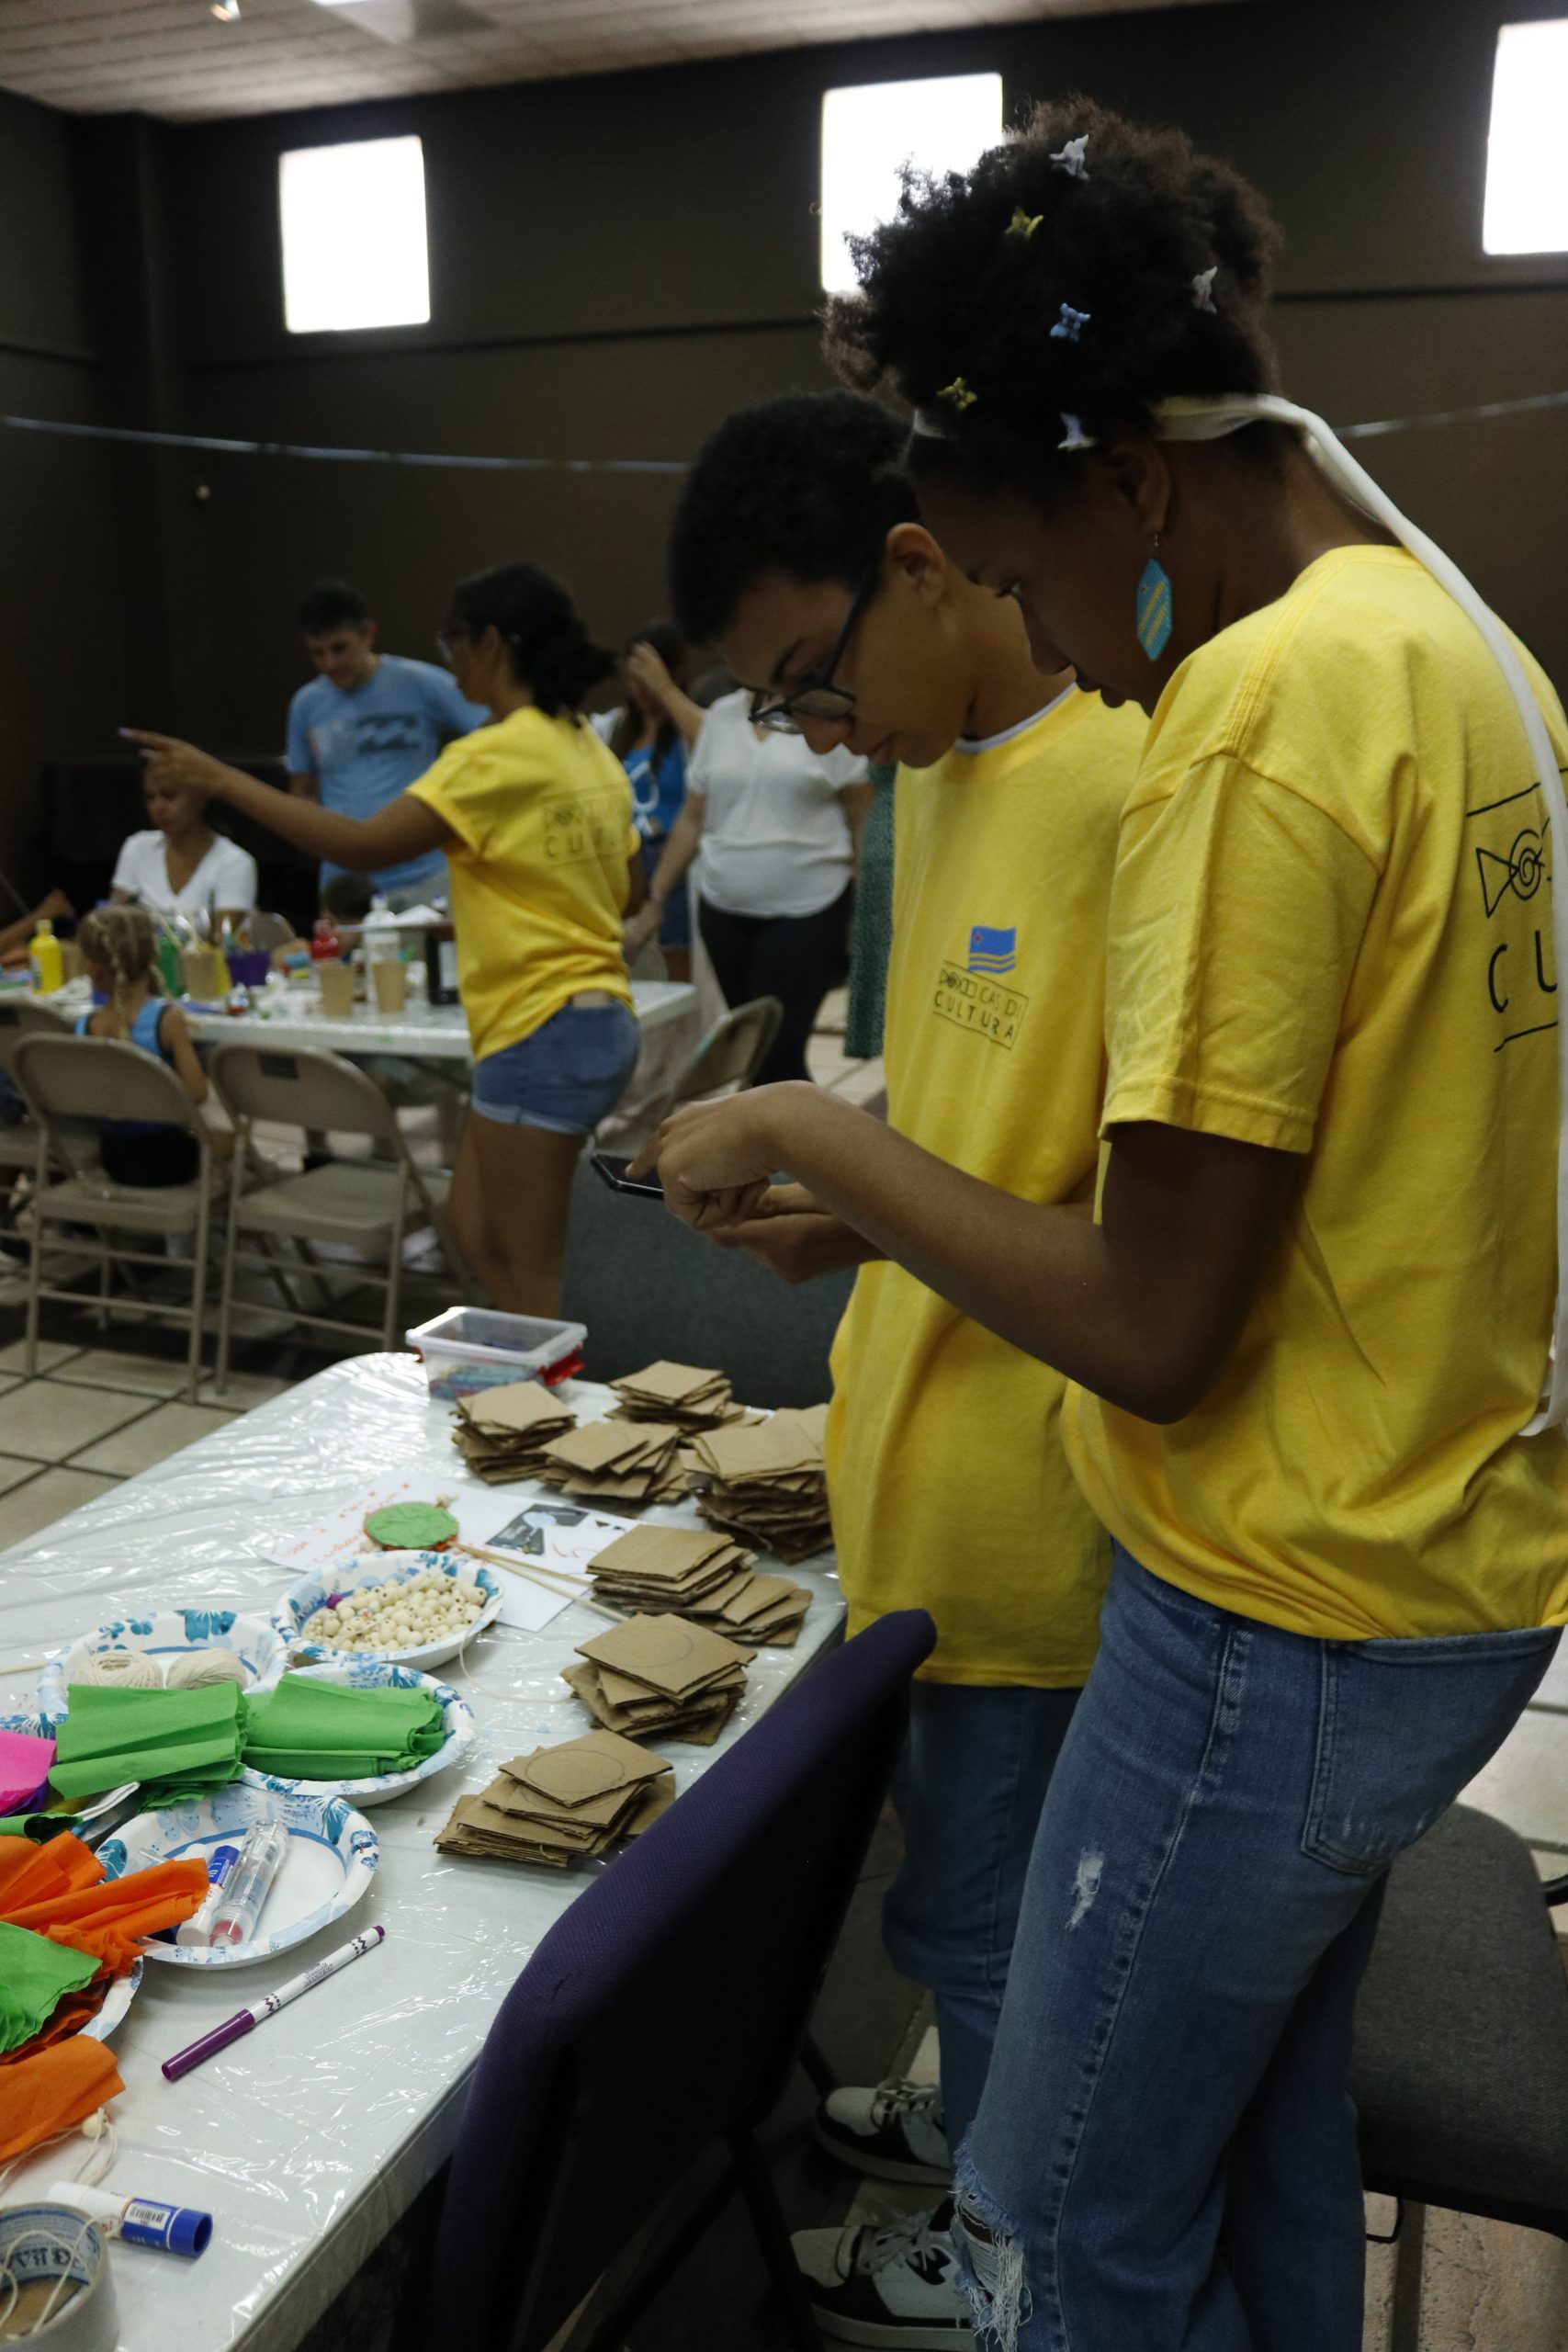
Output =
[{"x1": 1136, "y1": 536, "x2": 1173, "y2": 660}]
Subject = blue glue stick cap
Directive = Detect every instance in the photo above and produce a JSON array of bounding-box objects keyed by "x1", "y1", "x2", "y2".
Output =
[{"x1": 119, "y1": 2197, "x2": 213, "y2": 2257}]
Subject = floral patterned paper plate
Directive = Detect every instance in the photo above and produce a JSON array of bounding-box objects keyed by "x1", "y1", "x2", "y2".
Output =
[
  {"x1": 34, "y1": 1611, "x2": 287, "y2": 1731},
  {"x1": 241, "y1": 1657, "x2": 474, "y2": 1806},
  {"x1": 97, "y1": 1785, "x2": 378, "y2": 1969}
]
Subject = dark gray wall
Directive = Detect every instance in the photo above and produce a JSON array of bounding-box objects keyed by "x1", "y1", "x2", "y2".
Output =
[
  {"x1": 6, "y1": 0, "x2": 1568, "y2": 869},
  {"x1": 0, "y1": 89, "x2": 127, "y2": 887}
]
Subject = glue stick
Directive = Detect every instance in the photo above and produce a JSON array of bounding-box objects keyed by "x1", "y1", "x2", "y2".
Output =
[
  {"x1": 206, "y1": 1818, "x2": 288, "y2": 1950},
  {"x1": 46, "y1": 2182, "x2": 212, "y2": 2258}
]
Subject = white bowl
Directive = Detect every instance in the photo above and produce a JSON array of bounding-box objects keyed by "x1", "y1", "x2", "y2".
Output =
[
  {"x1": 241, "y1": 1658, "x2": 473, "y2": 1805},
  {"x1": 36, "y1": 1611, "x2": 286, "y2": 1728},
  {"x1": 275, "y1": 1548, "x2": 502, "y2": 1673},
  {"x1": 96, "y1": 1785, "x2": 378, "y2": 1969}
]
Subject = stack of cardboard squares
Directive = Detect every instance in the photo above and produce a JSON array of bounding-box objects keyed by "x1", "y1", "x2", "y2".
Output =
[
  {"x1": 451, "y1": 1378, "x2": 576, "y2": 1483},
  {"x1": 608, "y1": 1360, "x2": 748, "y2": 1433},
  {"x1": 584, "y1": 1524, "x2": 812, "y2": 1646},
  {"x1": 687, "y1": 1406, "x2": 833, "y2": 1564},
  {"x1": 535, "y1": 1419, "x2": 688, "y2": 1505},
  {"x1": 563, "y1": 1613, "x2": 750, "y2": 1746},
  {"x1": 435, "y1": 1728, "x2": 672, "y2": 1867}
]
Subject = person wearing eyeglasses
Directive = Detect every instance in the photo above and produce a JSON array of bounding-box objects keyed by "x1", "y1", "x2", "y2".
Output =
[
  {"x1": 626, "y1": 594, "x2": 874, "y2": 1087},
  {"x1": 288, "y1": 577, "x2": 489, "y2": 908}
]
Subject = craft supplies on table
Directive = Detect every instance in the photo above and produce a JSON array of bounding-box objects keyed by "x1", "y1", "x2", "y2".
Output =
[
  {"x1": 43, "y1": 2183, "x2": 211, "y2": 2259},
  {"x1": 276, "y1": 1551, "x2": 503, "y2": 1671},
  {"x1": 35, "y1": 1618, "x2": 286, "y2": 1733},
  {"x1": 241, "y1": 1667, "x2": 460, "y2": 1799},
  {"x1": 404, "y1": 1305, "x2": 585, "y2": 1401},
  {"x1": 534, "y1": 1419, "x2": 688, "y2": 1505},
  {"x1": 563, "y1": 1613, "x2": 752, "y2": 1746},
  {"x1": 686, "y1": 1406, "x2": 834, "y2": 1563},
  {"x1": 0, "y1": 1350, "x2": 842, "y2": 2352},
  {"x1": 581, "y1": 1526, "x2": 811, "y2": 1645},
  {"x1": 161, "y1": 1926, "x2": 387, "y2": 2083},
  {"x1": 449, "y1": 1379, "x2": 576, "y2": 1483},
  {"x1": 48, "y1": 1686, "x2": 247, "y2": 1808},
  {"x1": 0, "y1": 2206, "x2": 117, "y2": 2349},
  {"x1": 606, "y1": 1360, "x2": 749, "y2": 1433},
  {"x1": 435, "y1": 1730, "x2": 671, "y2": 1868},
  {"x1": 96, "y1": 1787, "x2": 378, "y2": 1970}
]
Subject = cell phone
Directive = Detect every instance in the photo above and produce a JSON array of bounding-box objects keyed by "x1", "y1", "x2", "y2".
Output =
[{"x1": 591, "y1": 1151, "x2": 666, "y2": 1200}]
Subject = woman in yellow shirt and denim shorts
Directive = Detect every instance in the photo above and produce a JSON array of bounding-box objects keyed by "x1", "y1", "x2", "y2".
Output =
[
  {"x1": 129, "y1": 562, "x2": 641, "y2": 1315},
  {"x1": 637, "y1": 102, "x2": 1568, "y2": 2352}
]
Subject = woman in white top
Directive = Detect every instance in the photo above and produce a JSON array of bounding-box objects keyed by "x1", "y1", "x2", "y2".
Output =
[
  {"x1": 111, "y1": 773, "x2": 256, "y2": 928},
  {"x1": 626, "y1": 687, "x2": 871, "y2": 1084}
]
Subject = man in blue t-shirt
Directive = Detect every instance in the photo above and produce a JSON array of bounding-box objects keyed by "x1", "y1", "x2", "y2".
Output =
[{"x1": 286, "y1": 579, "x2": 489, "y2": 904}]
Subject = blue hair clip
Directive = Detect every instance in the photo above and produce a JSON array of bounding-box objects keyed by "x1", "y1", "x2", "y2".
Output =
[
  {"x1": 1050, "y1": 303, "x2": 1090, "y2": 344},
  {"x1": 1049, "y1": 135, "x2": 1089, "y2": 179}
]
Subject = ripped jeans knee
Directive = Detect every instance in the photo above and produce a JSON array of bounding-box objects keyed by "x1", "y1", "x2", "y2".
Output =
[{"x1": 953, "y1": 2142, "x2": 1032, "y2": 2352}]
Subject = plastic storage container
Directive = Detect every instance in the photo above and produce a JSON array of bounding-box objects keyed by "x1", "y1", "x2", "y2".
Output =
[{"x1": 404, "y1": 1306, "x2": 586, "y2": 1400}]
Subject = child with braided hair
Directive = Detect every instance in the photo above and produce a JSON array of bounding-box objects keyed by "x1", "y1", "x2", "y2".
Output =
[
  {"x1": 637, "y1": 96, "x2": 1568, "y2": 2352},
  {"x1": 76, "y1": 906, "x2": 209, "y2": 1188}
]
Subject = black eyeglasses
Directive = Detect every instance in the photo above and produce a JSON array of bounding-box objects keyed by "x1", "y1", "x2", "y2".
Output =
[{"x1": 748, "y1": 562, "x2": 879, "y2": 735}]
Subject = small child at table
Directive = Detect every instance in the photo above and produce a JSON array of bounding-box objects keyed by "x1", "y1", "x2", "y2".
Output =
[{"x1": 76, "y1": 905, "x2": 209, "y2": 1186}]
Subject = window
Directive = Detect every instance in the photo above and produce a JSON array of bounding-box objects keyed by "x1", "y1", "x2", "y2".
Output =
[
  {"x1": 819, "y1": 73, "x2": 1004, "y2": 294},
  {"x1": 1483, "y1": 19, "x2": 1568, "y2": 254},
  {"x1": 278, "y1": 135, "x2": 431, "y2": 334}
]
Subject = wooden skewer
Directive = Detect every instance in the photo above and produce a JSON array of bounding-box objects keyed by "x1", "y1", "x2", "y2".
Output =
[
  {"x1": 456, "y1": 1540, "x2": 623, "y2": 1622},
  {"x1": 0, "y1": 1659, "x2": 48, "y2": 1679}
]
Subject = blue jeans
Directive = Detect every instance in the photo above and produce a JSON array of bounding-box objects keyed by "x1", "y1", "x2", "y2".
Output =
[
  {"x1": 885, "y1": 1680, "x2": 1080, "y2": 2150},
  {"x1": 470, "y1": 1001, "x2": 639, "y2": 1135},
  {"x1": 956, "y1": 1544, "x2": 1560, "y2": 2352}
]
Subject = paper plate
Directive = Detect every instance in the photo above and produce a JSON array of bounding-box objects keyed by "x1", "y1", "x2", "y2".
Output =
[
  {"x1": 81, "y1": 1957, "x2": 142, "y2": 2041},
  {"x1": 276, "y1": 1549, "x2": 502, "y2": 1673},
  {"x1": 96, "y1": 1785, "x2": 378, "y2": 1969},
  {"x1": 36, "y1": 1611, "x2": 287, "y2": 1729},
  {"x1": 241, "y1": 1659, "x2": 474, "y2": 1805}
]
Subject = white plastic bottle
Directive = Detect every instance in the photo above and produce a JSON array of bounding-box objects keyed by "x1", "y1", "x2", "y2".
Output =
[{"x1": 360, "y1": 896, "x2": 405, "y2": 1015}]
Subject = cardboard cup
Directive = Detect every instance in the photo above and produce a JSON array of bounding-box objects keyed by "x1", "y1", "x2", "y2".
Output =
[
  {"x1": 370, "y1": 957, "x2": 407, "y2": 1015},
  {"x1": 316, "y1": 959, "x2": 355, "y2": 1018}
]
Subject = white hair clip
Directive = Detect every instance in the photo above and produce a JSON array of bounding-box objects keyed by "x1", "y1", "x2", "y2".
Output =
[
  {"x1": 1057, "y1": 414, "x2": 1095, "y2": 452},
  {"x1": 1049, "y1": 135, "x2": 1089, "y2": 179},
  {"x1": 1050, "y1": 302, "x2": 1090, "y2": 343},
  {"x1": 1191, "y1": 266, "x2": 1218, "y2": 313}
]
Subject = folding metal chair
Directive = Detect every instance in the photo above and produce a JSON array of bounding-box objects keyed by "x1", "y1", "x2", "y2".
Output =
[
  {"x1": 209, "y1": 1039, "x2": 461, "y2": 1391},
  {"x1": 0, "y1": 999, "x2": 75, "y2": 1176},
  {"x1": 426, "y1": 1607, "x2": 937, "y2": 2352},
  {"x1": 672, "y1": 995, "x2": 784, "y2": 1103},
  {"x1": 11, "y1": 1031, "x2": 217, "y2": 1401}
]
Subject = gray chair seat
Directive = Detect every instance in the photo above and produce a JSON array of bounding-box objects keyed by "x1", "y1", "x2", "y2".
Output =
[
  {"x1": 1351, "y1": 1802, "x2": 1568, "y2": 2232},
  {"x1": 235, "y1": 1160, "x2": 450, "y2": 1248},
  {"x1": 33, "y1": 1167, "x2": 216, "y2": 1232}
]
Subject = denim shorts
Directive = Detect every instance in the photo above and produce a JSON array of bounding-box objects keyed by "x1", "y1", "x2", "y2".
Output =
[{"x1": 470, "y1": 999, "x2": 639, "y2": 1136}]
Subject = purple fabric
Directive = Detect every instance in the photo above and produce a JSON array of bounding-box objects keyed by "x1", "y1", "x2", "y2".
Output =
[{"x1": 428, "y1": 1609, "x2": 935, "y2": 2348}]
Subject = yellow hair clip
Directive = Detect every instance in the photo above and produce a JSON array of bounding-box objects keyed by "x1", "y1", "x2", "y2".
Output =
[
  {"x1": 937, "y1": 376, "x2": 978, "y2": 413},
  {"x1": 1006, "y1": 208, "x2": 1043, "y2": 241}
]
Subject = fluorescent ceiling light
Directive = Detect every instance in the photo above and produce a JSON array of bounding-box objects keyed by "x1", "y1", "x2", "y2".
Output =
[
  {"x1": 1483, "y1": 19, "x2": 1568, "y2": 254},
  {"x1": 278, "y1": 136, "x2": 431, "y2": 334},
  {"x1": 820, "y1": 73, "x2": 1003, "y2": 295}
]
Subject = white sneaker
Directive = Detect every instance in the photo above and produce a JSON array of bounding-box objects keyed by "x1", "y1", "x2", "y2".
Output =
[
  {"x1": 791, "y1": 2199, "x2": 972, "y2": 2348},
  {"x1": 816, "y1": 2079, "x2": 951, "y2": 2186}
]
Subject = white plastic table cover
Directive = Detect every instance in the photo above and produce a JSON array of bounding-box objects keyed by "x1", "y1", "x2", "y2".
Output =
[
  {"x1": 0, "y1": 1352, "x2": 844, "y2": 2352},
  {"x1": 182, "y1": 978, "x2": 696, "y2": 1062}
]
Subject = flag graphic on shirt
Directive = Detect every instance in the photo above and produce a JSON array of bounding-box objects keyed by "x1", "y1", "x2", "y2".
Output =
[{"x1": 967, "y1": 924, "x2": 1017, "y2": 976}]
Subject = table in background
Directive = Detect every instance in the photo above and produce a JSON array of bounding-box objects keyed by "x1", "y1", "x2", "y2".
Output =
[
  {"x1": 182, "y1": 979, "x2": 695, "y2": 1065},
  {"x1": 0, "y1": 1351, "x2": 843, "y2": 2352}
]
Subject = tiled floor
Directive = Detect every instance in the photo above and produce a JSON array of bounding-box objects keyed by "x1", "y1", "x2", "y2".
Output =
[{"x1": 0, "y1": 1338, "x2": 288, "y2": 1548}]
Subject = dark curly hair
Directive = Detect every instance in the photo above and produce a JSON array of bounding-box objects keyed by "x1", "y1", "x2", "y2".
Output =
[
  {"x1": 668, "y1": 391, "x2": 918, "y2": 645},
  {"x1": 447, "y1": 563, "x2": 614, "y2": 718},
  {"x1": 826, "y1": 96, "x2": 1285, "y2": 509}
]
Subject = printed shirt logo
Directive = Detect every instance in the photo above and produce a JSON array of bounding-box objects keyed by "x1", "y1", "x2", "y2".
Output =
[
  {"x1": 1470, "y1": 785, "x2": 1558, "y2": 1053},
  {"x1": 967, "y1": 924, "x2": 1017, "y2": 975}
]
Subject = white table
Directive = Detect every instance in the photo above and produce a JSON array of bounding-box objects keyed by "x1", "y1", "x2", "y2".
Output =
[
  {"x1": 0, "y1": 1353, "x2": 843, "y2": 2351},
  {"x1": 181, "y1": 980, "x2": 696, "y2": 1063}
]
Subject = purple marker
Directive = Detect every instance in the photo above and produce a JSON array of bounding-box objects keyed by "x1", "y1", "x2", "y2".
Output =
[{"x1": 162, "y1": 1924, "x2": 387, "y2": 2081}]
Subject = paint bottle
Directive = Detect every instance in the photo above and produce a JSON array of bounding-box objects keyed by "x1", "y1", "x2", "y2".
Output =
[{"x1": 28, "y1": 920, "x2": 62, "y2": 994}]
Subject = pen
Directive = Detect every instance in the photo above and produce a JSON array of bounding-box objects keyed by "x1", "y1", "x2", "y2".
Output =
[{"x1": 162, "y1": 1923, "x2": 387, "y2": 2081}]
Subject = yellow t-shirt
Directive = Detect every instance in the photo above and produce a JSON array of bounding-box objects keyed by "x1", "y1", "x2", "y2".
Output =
[
  {"x1": 408, "y1": 707, "x2": 637, "y2": 1061},
  {"x1": 825, "y1": 688, "x2": 1148, "y2": 1685},
  {"x1": 1063, "y1": 546, "x2": 1568, "y2": 1641}
]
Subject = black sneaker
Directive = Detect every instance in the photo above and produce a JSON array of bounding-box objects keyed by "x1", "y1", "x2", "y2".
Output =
[
  {"x1": 791, "y1": 2199, "x2": 972, "y2": 2347},
  {"x1": 817, "y1": 2079, "x2": 951, "y2": 2186}
]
